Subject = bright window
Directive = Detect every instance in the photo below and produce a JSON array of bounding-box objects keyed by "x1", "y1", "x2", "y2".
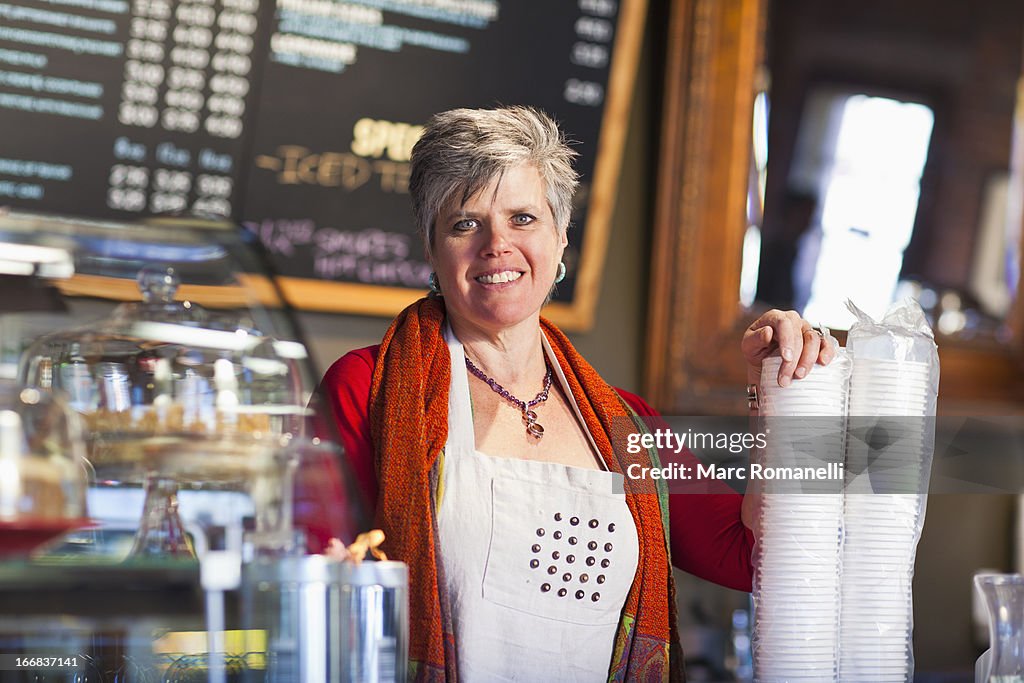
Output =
[{"x1": 802, "y1": 95, "x2": 934, "y2": 328}]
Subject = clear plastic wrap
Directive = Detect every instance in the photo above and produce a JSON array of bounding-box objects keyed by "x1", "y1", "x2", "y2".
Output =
[
  {"x1": 750, "y1": 299, "x2": 939, "y2": 683},
  {"x1": 841, "y1": 299, "x2": 938, "y2": 682}
]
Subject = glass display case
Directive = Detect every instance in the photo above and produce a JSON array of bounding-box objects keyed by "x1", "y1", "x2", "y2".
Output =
[{"x1": 0, "y1": 209, "x2": 378, "y2": 682}]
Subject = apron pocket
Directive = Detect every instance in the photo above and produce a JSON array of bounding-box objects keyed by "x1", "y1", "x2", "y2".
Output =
[{"x1": 481, "y1": 476, "x2": 638, "y2": 625}]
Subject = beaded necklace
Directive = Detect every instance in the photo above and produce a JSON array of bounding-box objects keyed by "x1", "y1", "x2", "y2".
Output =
[{"x1": 464, "y1": 356, "x2": 553, "y2": 439}]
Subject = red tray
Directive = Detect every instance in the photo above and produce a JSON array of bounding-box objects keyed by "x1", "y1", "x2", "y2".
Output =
[{"x1": 0, "y1": 518, "x2": 94, "y2": 558}]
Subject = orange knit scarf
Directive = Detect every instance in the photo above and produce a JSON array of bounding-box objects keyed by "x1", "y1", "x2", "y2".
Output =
[{"x1": 369, "y1": 297, "x2": 681, "y2": 682}]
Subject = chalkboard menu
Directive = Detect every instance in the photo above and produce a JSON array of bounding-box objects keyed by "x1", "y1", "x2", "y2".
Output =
[
  {"x1": 0, "y1": 0, "x2": 272, "y2": 219},
  {"x1": 0, "y1": 0, "x2": 645, "y2": 329}
]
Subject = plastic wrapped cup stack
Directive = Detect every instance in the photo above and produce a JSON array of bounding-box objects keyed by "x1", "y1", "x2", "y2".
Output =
[
  {"x1": 840, "y1": 357, "x2": 932, "y2": 682},
  {"x1": 753, "y1": 355, "x2": 851, "y2": 682}
]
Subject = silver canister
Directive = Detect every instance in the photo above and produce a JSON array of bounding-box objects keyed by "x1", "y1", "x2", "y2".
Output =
[
  {"x1": 339, "y1": 560, "x2": 408, "y2": 683},
  {"x1": 242, "y1": 556, "x2": 408, "y2": 683}
]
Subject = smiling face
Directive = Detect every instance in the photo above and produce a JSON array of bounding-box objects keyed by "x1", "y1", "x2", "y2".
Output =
[{"x1": 429, "y1": 162, "x2": 567, "y2": 337}]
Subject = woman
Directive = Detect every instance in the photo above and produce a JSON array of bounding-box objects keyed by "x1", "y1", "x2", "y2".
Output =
[{"x1": 320, "y1": 106, "x2": 834, "y2": 681}]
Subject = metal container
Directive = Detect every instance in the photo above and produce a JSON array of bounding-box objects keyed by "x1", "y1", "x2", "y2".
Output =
[
  {"x1": 243, "y1": 556, "x2": 408, "y2": 683},
  {"x1": 339, "y1": 560, "x2": 408, "y2": 683}
]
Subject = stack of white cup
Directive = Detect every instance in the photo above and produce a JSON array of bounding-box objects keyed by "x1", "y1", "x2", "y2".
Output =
[
  {"x1": 840, "y1": 357, "x2": 931, "y2": 681},
  {"x1": 753, "y1": 354, "x2": 850, "y2": 682}
]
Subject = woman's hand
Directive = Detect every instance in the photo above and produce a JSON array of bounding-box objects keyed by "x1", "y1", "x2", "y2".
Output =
[
  {"x1": 323, "y1": 530, "x2": 388, "y2": 564},
  {"x1": 325, "y1": 537, "x2": 352, "y2": 561},
  {"x1": 741, "y1": 309, "x2": 835, "y2": 387}
]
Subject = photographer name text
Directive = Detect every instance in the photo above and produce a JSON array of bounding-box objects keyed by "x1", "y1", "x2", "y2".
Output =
[{"x1": 626, "y1": 462, "x2": 846, "y2": 481}]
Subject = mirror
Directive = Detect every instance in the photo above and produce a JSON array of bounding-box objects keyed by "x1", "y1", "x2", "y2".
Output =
[
  {"x1": 645, "y1": 0, "x2": 1024, "y2": 414},
  {"x1": 751, "y1": 0, "x2": 1024, "y2": 336}
]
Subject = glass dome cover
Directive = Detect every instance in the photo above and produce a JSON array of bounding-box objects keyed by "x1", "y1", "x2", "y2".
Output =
[
  {"x1": 0, "y1": 210, "x2": 366, "y2": 554},
  {"x1": 19, "y1": 264, "x2": 307, "y2": 485}
]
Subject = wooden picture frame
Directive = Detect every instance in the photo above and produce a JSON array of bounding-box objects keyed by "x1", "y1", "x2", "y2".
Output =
[
  {"x1": 646, "y1": 0, "x2": 1024, "y2": 414},
  {"x1": 645, "y1": 0, "x2": 766, "y2": 414}
]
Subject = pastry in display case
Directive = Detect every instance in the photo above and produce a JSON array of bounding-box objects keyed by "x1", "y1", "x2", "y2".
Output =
[
  {"x1": 20, "y1": 263, "x2": 311, "y2": 557},
  {"x1": 0, "y1": 209, "x2": 366, "y2": 555}
]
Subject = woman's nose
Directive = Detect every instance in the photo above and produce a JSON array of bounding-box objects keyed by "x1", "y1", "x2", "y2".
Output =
[{"x1": 480, "y1": 224, "x2": 512, "y2": 256}]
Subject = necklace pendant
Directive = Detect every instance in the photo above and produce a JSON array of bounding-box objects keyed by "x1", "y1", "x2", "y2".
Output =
[{"x1": 464, "y1": 355, "x2": 552, "y2": 442}]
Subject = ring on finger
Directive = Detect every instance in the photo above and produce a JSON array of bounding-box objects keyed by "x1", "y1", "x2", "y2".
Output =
[{"x1": 816, "y1": 323, "x2": 830, "y2": 340}]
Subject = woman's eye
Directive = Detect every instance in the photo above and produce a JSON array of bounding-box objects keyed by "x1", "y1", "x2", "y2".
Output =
[
  {"x1": 453, "y1": 218, "x2": 479, "y2": 232},
  {"x1": 511, "y1": 214, "x2": 535, "y2": 226}
]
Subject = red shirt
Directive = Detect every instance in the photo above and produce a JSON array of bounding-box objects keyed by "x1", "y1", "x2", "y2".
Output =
[{"x1": 316, "y1": 345, "x2": 754, "y2": 592}]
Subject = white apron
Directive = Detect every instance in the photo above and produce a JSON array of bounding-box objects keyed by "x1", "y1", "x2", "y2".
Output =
[{"x1": 435, "y1": 327, "x2": 640, "y2": 682}]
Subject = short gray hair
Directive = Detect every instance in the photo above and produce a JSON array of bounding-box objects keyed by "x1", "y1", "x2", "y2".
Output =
[{"x1": 409, "y1": 106, "x2": 579, "y2": 250}]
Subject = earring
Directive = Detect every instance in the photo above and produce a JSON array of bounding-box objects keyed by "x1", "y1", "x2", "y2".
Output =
[
  {"x1": 554, "y1": 262, "x2": 566, "y2": 284},
  {"x1": 428, "y1": 272, "x2": 442, "y2": 294}
]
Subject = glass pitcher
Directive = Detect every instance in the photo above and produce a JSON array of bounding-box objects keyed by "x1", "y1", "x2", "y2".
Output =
[{"x1": 975, "y1": 573, "x2": 1024, "y2": 682}]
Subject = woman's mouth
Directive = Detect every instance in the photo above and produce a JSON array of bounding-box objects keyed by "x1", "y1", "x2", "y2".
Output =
[{"x1": 475, "y1": 270, "x2": 523, "y2": 284}]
